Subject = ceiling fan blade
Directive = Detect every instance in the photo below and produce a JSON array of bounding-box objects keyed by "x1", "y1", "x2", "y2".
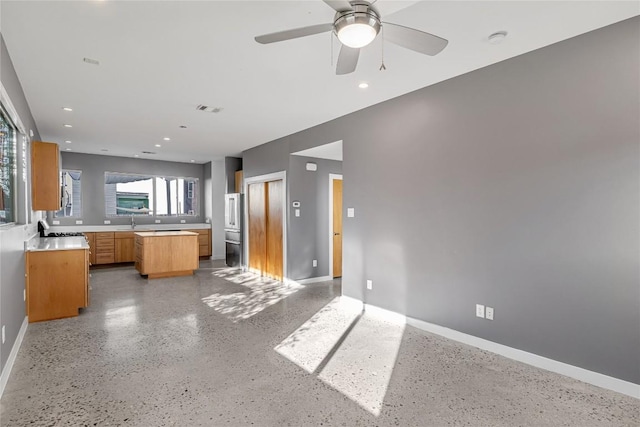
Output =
[
  {"x1": 336, "y1": 45, "x2": 360, "y2": 75},
  {"x1": 322, "y1": 0, "x2": 354, "y2": 12},
  {"x1": 255, "y1": 23, "x2": 334, "y2": 44},
  {"x1": 382, "y1": 22, "x2": 448, "y2": 56}
]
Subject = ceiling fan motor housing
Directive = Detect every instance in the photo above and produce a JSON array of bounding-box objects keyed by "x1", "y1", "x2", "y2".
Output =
[{"x1": 334, "y1": 3, "x2": 381, "y2": 48}]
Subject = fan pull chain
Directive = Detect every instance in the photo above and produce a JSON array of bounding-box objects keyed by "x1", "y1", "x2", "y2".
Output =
[{"x1": 380, "y1": 25, "x2": 387, "y2": 71}]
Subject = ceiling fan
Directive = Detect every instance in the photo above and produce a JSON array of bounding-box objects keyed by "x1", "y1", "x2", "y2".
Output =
[{"x1": 255, "y1": 0, "x2": 448, "y2": 75}]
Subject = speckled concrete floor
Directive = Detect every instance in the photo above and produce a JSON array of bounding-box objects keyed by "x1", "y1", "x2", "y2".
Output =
[{"x1": 1, "y1": 260, "x2": 638, "y2": 426}]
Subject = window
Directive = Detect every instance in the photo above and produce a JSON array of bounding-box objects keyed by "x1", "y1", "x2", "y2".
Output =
[
  {"x1": 104, "y1": 172, "x2": 198, "y2": 217},
  {"x1": 0, "y1": 107, "x2": 16, "y2": 225},
  {"x1": 55, "y1": 170, "x2": 82, "y2": 218}
]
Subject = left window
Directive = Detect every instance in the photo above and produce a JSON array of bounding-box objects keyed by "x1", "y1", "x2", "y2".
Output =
[
  {"x1": 54, "y1": 170, "x2": 82, "y2": 218},
  {"x1": 0, "y1": 106, "x2": 16, "y2": 225}
]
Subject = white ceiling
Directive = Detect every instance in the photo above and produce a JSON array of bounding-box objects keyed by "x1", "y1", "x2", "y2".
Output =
[{"x1": 1, "y1": 1, "x2": 637, "y2": 164}]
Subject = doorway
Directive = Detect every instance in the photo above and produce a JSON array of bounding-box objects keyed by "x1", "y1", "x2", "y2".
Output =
[
  {"x1": 245, "y1": 172, "x2": 286, "y2": 281},
  {"x1": 329, "y1": 174, "x2": 343, "y2": 278}
]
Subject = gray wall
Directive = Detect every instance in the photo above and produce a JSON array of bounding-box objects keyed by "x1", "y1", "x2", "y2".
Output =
[
  {"x1": 59, "y1": 152, "x2": 206, "y2": 226},
  {"x1": 288, "y1": 156, "x2": 342, "y2": 280},
  {"x1": 0, "y1": 34, "x2": 41, "y2": 373},
  {"x1": 242, "y1": 18, "x2": 640, "y2": 384}
]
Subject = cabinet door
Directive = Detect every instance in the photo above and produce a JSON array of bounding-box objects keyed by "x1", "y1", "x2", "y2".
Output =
[
  {"x1": 115, "y1": 238, "x2": 135, "y2": 262},
  {"x1": 32, "y1": 141, "x2": 60, "y2": 210},
  {"x1": 85, "y1": 232, "x2": 96, "y2": 265}
]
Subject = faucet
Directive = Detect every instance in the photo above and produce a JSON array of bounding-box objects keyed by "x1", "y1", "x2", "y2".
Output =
[{"x1": 131, "y1": 214, "x2": 136, "y2": 229}]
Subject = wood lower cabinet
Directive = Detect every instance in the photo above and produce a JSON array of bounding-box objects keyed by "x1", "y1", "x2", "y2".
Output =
[
  {"x1": 135, "y1": 231, "x2": 199, "y2": 279},
  {"x1": 31, "y1": 141, "x2": 61, "y2": 211},
  {"x1": 115, "y1": 231, "x2": 135, "y2": 262},
  {"x1": 26, "y1": 248, "x2": 89, "y2": 322},
  {"x1": 95, "y1": 232, "x2": 115, "y2": 264},
  {"x1": 85, "y1": 232, "x2": 96, "y2": 265},
  {"x1": 85, "y1": 227, "x2": 210, "y2": 266}
]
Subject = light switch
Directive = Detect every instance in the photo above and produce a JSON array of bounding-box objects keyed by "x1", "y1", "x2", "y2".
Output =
[{"x1": 347, "y1": 208, "x2": 355, "y2": 218}]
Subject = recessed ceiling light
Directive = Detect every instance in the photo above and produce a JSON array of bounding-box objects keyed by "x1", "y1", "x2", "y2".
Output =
[
  {"x1": 134, "y1": 154, "x2": 139, "y2": 157},
  {"x1": 359, "y1": 82, "x2": 369, "y2": 89},
  {"x1": 65, "y1": 148, "x2": 72, "y2": 151},
  {"x1": 65, "y1": 140, "x2": 72, "y2": 144},
  {"x1": 155, "y1": 144, "x2": 162, "y2": 147},
  {"x1": 100, "y1": 149, "x2": 109, "y2": 152},
  {"x1": 488, "y1": 31, "x2": 508, "y2": 45},
  {"x1": 190, "y1": 160, "x2": 195, "y2": 163},
  {"x1": 163, "y1": 137, "x2": 171, "y2": 141},
  {"x1": 62, "y1": 107, "x2": 73, "y2": 112},
  {"x1": 63, "y1": 124, "x2": 73, "y2": 128}
]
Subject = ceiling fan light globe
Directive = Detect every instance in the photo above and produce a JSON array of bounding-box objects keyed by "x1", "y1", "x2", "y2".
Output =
[{"x1": 338, "y1": 23, "x2": 377, "y2": 48}]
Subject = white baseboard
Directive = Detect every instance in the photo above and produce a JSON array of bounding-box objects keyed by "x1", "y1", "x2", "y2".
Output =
[
  {"x1": 0, "y1": 316, "x2": 28, "y2": 399},
  {"x1": 211, "y1": 254, "x2": 225, "y2": 261},
  {"x1": 349, "y1": 300, "x2": 639, "y2": 399},
  {"x1": 294, "y1": 275, "x2": 333, "y2": 285}
]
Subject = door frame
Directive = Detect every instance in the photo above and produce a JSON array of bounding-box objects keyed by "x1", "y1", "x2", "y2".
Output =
[
  {"x1": 328, "y1": 173, "x2": 343, "y2": 278},
  {"x1": 243, "y1": 171, "x2": 287, "y2": 280}
]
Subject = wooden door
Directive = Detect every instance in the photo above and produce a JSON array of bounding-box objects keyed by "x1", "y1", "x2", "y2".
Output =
[
  {"x1": 333, "y1": 179, "x2": 343, "y2": 278},
  {"x1": 266, "y1": 180, "x2": 283, "y2": 281},
  {"x1": 248, "y1": 183, "x2": 267, "y2": 274}
]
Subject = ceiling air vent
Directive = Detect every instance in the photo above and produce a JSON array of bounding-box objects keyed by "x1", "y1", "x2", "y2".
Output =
[
  {"x1": 83, "y1": 57, "x2": 100, "y2": 65},
  {"x1": 141, "y1": 151, "x2": 156, "y2": 155},
  {"x1": 196, "y1": 105, "x2": 223, "y2": 113}
]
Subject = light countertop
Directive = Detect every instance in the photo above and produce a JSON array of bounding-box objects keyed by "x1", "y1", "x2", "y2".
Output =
[
  {"x1": 26, "y1": 236, "x2": 90, "y2": 252},
  {"x1": 48, "y1": 223, "x2": 211, "y2": 233},
  {"x1": 134, "y1": 231, "x2": 198, "y2": 237}
]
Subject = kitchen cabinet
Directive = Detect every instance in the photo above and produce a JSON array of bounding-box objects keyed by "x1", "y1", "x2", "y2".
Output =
[
  {"x1": 85, "y1": 232, "x2": 96, "y2": 265},
  {"x1": 135, "y1": 231, "x2": 199, "y2": 279},
  {"x1": 235, "y1": 170, "x2": 243, "y2": 193},
  {"x1": 31, "y1": 141, "x2": 60, "y2": 211},
  {"x1": 26, "y1": 238, "x2": 89, "y2": 322},
  {"x1": 115, "y1": 231, "x2": 135, "y2": 262},
  {"x1": 196, "y1": 228, "x2": 211, "y2": 257},
  {"x1": 95, "y1": 232, "x2": 115, "y2": 264}
]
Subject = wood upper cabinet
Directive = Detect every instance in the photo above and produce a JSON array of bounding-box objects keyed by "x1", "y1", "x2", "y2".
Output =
[
  {"x1": 32, "y1": 141, "x2": 61, "y2": 211},
  {"x1": 235, "y1": 170, "x2": 243, "y2": 194}
]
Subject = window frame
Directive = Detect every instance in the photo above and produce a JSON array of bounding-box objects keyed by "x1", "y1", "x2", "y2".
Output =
[
  {"x1": 0, "y1": 104, "x2": 17, "y2": 227},
  {"x1": 104, "y1": 171, "x2": 199, "y2": 218}
]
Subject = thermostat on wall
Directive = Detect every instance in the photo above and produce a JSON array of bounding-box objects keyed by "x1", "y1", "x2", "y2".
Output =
[{"x1": 292, "y1": 201, "x2": 301, "y2": 208}]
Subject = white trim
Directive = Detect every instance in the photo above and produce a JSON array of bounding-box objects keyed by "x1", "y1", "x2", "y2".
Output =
[
  {"x1": 0, "y1": 82, "x2": 27, "y2": 134},
  {"x1": 347, "y1": 299, "x2": 640, "y2": 399},
  {"x1": 0, "y1": 317, "x2": 28, "y2": 399},
  {"x1": 293, "y1": 275, "x2": 333, "y2": 285},
  {"x1": 243, "y1": 171, "x2": 287, "y2": 280},
  {"x1": 328, "y1": 174, "x2": 343, "y2": 279}
]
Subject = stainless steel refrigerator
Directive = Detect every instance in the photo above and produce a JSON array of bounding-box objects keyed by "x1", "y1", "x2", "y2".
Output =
[{"x1": 224, "y1": 193, "x2": 243, "y2": 267}]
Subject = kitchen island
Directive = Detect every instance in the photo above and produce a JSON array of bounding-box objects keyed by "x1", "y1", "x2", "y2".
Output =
[{"x1": 134, "y1": 231, "x2": 199, "y2": 279}]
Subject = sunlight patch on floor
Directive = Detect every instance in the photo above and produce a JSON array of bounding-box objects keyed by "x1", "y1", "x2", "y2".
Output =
[
  {"x1": 318, "y1": 314, "x2": 405, "y2": 416},
  {"x1": 275, "y1": 297, "x2": 405, "y2": 416},
  {"x1": 202, "y1": 269, "x2": 303, "y2": 322},
  {"x1": 275, "y1": 297, "x2": 361, "y2": 373}
]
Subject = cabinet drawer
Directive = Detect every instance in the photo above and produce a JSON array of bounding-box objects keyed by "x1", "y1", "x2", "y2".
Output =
[
  {"x1": 95, "y1": 232, "x2": 114, "y2": 239},
  {"x1": 198, "y1": 234, "x2": 209, "y2": 245},
  {"x1": 96, "y1": 238, "x2": 115, "y2": 247},
  {"x1": 96, "y1": 253, "x2": 115, "y2": 264},
  {"x1": 199, "y1": 244, "x2": 210, "y2": 256},
  {"x1": 115, "y1": 231, "x2": 135, "y2": 239},
  {"x1": 195, "y1": 229, "x2": 210, "y2": 236}
]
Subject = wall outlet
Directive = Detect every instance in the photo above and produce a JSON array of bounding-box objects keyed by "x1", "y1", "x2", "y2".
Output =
[
  {"x1": 366, "y1": 280, "x2": 373, "y2": 290},
  {"x1": 52, "y1": 220, "x2": 60, "y2": 225},
  {"x1": 75, "y1": 220, "x2": 83, "y2": 225},
  {"x1": 347, "y1": 208, "x2": 355, "y2": 218},
  {"x1": 312, "y1": 260, "x2": 317, "y2": 267},
  {"x1": 295, "y1": 209, "x2": 300, "y2": 217},
  {"x1": 155, "y1": 219, "x2": 161, "y2": 224},
  {"x1": 476, "y1": 304, "x2": 485, "y2": 318},
  {"x1": 1, "y1": 325, "x2": 5, "y2": 344},
  {"x1": 103, "y1": 220, "x2": 111, "y2": 225},
  {"x1": 485, "y1": 307, "x2": 494, "y2": 320}
]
